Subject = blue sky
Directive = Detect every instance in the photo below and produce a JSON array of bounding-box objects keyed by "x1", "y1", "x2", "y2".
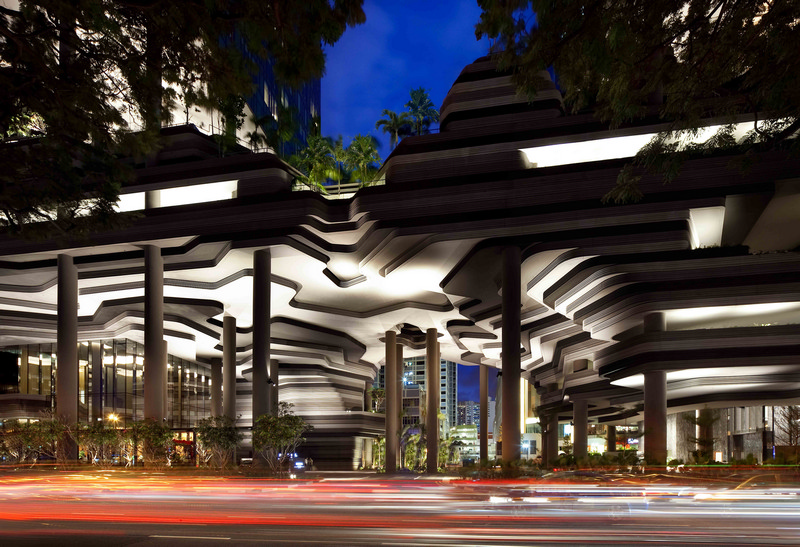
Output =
[{"x1": 321, "y1": 0, "x2": 490, "y2": 157}]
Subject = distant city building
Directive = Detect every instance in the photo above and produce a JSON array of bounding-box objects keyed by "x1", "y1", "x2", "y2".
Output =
[
  {"x1": 375, "y1": 356, "x2": 458, "y2": 430},
  {"x1": 457, "y1": 400, "x2": 479, "y2": 426}
]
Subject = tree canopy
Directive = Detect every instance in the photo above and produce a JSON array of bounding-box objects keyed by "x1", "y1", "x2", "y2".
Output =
[
  {"x1": 476, "y1": 1, "x2": 800, "y2": 202},
  {"x1": 404, "y1": 87, "x2": 440, "y2": 136},
  {"x1": 0, "y1": 0, "x2": 365, "y2": 237}
]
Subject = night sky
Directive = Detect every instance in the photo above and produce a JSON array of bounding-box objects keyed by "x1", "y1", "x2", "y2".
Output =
[
  {"x1": 321, "y1": 0, "x2": 490, "y2": 156},
  {"x1": 322, "y1": 1, "x2": 494, "y2": 403}
]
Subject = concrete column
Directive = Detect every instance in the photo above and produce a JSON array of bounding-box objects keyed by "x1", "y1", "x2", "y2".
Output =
[
  {"x1": 222, "y1": 315, "x2": 236, "y2": 420},
  {"x1": 143, "y1": 245, "x2": 165, "y2": 422},
  {"x1": 268, "y1": 359, "x2": 279, "y2": 415},
  {"x1": 545, "y1": 413, "x2": 558, "y2": 466},
  {"x1": 385, "y1": 330, "x2": 398, "y2": 473},
  {"x1": 479, "y1": 365, "x2": 488, "y2": 462},
  {"x1": 395, "y1": 343, "x2": 403, "y2": 423},
  {"x1": 697, "y1": 407, "x2": 715, "y2": 459},
  {"x1": 573, "y1": 399, "x2": 588, "y2": 462},
  {"x1": 364, "y1": 380, "x2": 373, "y2": 412},
  {"x1": 426, "y1": 328, "x2": 439, "y2": 473},
  {"x1": 145, "y1": 190, "x2": 160, "y2": 209},
  {"x1": 607, "y1": 425, "x2": 617, "y2": 452},
  {"x1": 57, "y1": 254, "x2": 78, "y2": 460},
  {"x1": 210, "y1": 358, "x2": 222, "y2": 417},
  {"x1": 162, "y1": 340, "x2": 169, "y2": 424},
  {"x1": 644, "y1": 370, "x2": 667, "y2": 464},
  {"x1": 363, "y1": 437, "x2": 373, "y2": 468},
  {"x1": 643, "y1": 312, "x2": 667, "y2": 465},
  {"x1": 252, "y1": 249, "x2": 271, "y2": 423},
  {"x1": 501, "y1": 245, "x2": 522, "y2": 463},
  {"x1": 90, "y1": 342, "x2": 103, "y2": 422}
]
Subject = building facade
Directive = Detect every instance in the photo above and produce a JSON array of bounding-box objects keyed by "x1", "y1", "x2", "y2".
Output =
[{"x1": 0, "y1": 56, "x2": 799, "y2": 469}]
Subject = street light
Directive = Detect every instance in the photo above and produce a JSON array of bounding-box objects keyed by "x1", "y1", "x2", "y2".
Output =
[{"x1": 108, "y1": 413, "x2": 119, "y2": 425}]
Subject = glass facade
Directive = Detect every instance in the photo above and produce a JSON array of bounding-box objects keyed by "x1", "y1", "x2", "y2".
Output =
[{"x1": 0, "y1": 340, "x2": 211, "y2": 428}]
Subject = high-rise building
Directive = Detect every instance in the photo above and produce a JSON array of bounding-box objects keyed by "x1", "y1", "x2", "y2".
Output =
[
  {"x1": 457, "y1": 400, "x2": 479, "y2": 427},
  {"x1": 375, "y1": 356, "x2": 458, "y2": 431}
]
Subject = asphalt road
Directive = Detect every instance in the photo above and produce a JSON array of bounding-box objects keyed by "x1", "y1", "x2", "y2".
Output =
[{"x1": 1, "y1": 470, "x2": 799, "y2": 546}]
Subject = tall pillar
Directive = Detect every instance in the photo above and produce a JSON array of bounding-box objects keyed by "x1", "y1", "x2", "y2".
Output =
[
  {"x1": 644, "y1": 371, "x2": 667, "y2": 464},
  {"x1": 222, "y1": 314, "x2": 237, "y2": 420},
  {"x1": 268, "y1": 359, "x2": 279, "y2": 415},
  {"x1": 145, "y1": 190, "x2": 160, "y2": 209},
  {"x1": 607, "y1": 425, "x2": 617, "y2": 452},
  {"x1": 210, "y1": 358, "x2": 222, "y2": 417},
  {"x1": 545, "y1": 413, "x2": 559, "y2": 466},
  {"x1": 252, "y1": 249, "x2": 271, "y2": 423},
  {"x1": 479, "y1": 365, "x2": 488, "y2": 462},
  {"x1": 143, "y1": 245, "x2": 165, "y2": 422},
  {"x1": 90, "y1": 342, "x2": 103, "y2": 422},
  {"x1": 573, "y1": 399, "x2": 588, "y2": 462},
  {"x1": 426, "y1": 328, "x2": 439, "y2": 473},
  {"x1": 363, "y1": 438, "x2": 373, "y2": 468},
  {"x1": 501, "y1": 245, "x2": 521, "y2": 463},
  {"x1": 395, "y1": 343, "x2": 403, "y2": 423},
  {"x1": 643, "y1": 312, "x2": 667, "y2": 465},
  {"x1": 697, "y1": 407, "x2": 714, "y2": 459},
  {"x1": 395, "y1": 343, "x2": 403, "y2": 467},
  {"x1": 162, "y1": 340, "x2": 169, "y2": 424},
  {"x1": 364, "y1": 380, "x2": 373, "y2": 412},
  {"x1": 384, "y1": 330, "x2": 398, "y2": 473},
  {"x1": 57, "y1": 254, "x2": 78, "y2": 460}
]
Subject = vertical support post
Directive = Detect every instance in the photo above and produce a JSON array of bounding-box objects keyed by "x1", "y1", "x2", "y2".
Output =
[
  {"x1": 479, "y1": 365, "x2": 488, "y2": 462},
  {"x1": 268, "y1": 359, "x2": 279, "y2": 415},
  {"x1": 426, "y1": 328, "x2": 439, "y2": 473},
  {"x1": 545, "y1": 413, "x2": 558, "y2": 466},
  {"x1": 144, "y1": 245, "x2": 165, "y2": 422},
  {"x1": 210, "y1": 358, "x2": 222, "y2": 417},
  {"x1": 162, "y1": 340, "x2": 169, "y2": 424},
  {"x1": 697, "y1": 407, "x2": 715, "y2": 460},
  {"x1": 252, "y1": 249, "x2": 271, "y2": 423},
  {"x1": 644, "y1": 371, "x2": 667, "y2": 464},
  {"x1": 90, "y1": 342, "x2": 103, "y2": 422},
  {"x1": 363, "y1": 438, "x2": 373, "y2": 468},
  {"x1": 384, "y1": 330, "x2": 398, "y2": 473},
  {"x1": 145, "y1": 190, "x2": 160, "y2": 209},
  {"x1": 395, "y1": 343, "x2": 403, "y2": 424},
  {"x1": 57, "y1": 254, "x2": 78, "y2": 460},
  {"x1": 643, "y1": 312, "x2": 667, "y2": 465},
  {"x1": 502, "y1": 245, "x2": 521, "y2": 463},
  {"x1": 222, "y1": 315, "x2": 236, "y2": 420},
  {"x1": 573, "y1": 399, "x2": 588, "y2": 462},
  {"x1": 607, "y1": 425, "x2": 617, "y2": 452}
]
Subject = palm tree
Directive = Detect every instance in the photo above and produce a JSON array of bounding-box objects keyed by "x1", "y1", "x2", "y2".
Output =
[
  {"x1": 375, "y1": 109, "x2": 411, "y2": 149},
  {"x1": 344, "y1": 134, "x2": 381, "y2": 187},
  {"x1": 404, "y1": 87, "x2": 440, "y2": 136},
  {"x1": 289, "y1": 134, "x2": 334, "y2": 192}
]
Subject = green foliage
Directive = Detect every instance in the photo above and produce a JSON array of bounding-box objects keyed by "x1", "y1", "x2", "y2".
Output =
[
  {"x1": 79, "y1": 422, "x2": 123, "y2": 467},
  {"x1": 252, "y1": 402, "x2": 312, "y2": 475},
  {"x1": 289, "y1": 134, "x2": 335, "y2": 191},
  {"x1": 0, "y1": 0, "x2": 365, "y2": 237},
  {"x1": 375, "y1": 109, "x2": 412, "y2": 149},
  {"x1": 290, "y1": 133, "x2": 381, "y2": 191},
  {"x1": 0, "y1": 419, "x2": 36, "y2": 464},
  {"x1": 345, "y1": 134, "x2": 381, "y2": 187},
  {"x1": 250, "y1": 104, "x2": 302, "y2": 157},
  {"x1": 368, "y1": 387, "x2": 386, "y2": 413},
  {"x1": 404, "y1": 88, "x2": 440, "y2": 136},
  {"x1": 127, "y1": 418, "x2": 173, "y2": 468},
  {"x1": 195, "y1": 415, "x2": 242, "y2": 469},
  {"x1": 477, "y1": 1, "x2": 800, "y2": 201}
]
